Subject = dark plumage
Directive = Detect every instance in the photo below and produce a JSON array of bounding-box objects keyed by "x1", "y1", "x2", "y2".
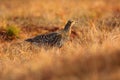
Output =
[{"x1": 25, "y1": 20, "x2": 75, "y2": 48}]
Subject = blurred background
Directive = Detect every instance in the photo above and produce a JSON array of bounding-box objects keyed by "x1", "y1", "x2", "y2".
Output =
[
  {"x1": 0, "y1": 0, "x2": 120, "y2": 26},
  {"x1": 0, "y1": 0, "x2": 120, "y2": 80}
]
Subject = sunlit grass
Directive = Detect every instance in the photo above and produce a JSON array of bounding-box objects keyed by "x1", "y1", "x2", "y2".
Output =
[{"x1": 0, "y1": 0, "x2": 120, "y2": 80}]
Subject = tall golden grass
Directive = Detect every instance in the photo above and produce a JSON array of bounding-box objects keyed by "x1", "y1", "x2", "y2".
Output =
[{"x1": 0, "y1": 0, "x2": 120, "y2": 80}]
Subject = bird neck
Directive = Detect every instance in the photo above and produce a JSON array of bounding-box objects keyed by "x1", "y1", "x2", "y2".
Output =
[{"x1": 64, "y1": 22, "x2": 72, "y2": 32}]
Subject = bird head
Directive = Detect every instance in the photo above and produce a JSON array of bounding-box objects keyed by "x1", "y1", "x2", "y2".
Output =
[
  {"x1": 63, "y1": 20, "x2": 75, "y2": 31},
  {"x1": 58, "y1": 20, "x2": 76, "y2": 40}
]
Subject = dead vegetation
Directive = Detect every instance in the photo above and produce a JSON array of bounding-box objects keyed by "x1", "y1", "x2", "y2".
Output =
[{"x1": 0, "y1": 0, "x2": 120, "y2": 80}]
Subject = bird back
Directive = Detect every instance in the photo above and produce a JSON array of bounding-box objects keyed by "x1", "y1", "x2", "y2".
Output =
[{"x1": 25, "y1": 32, "x2": 63, "y2": 47}]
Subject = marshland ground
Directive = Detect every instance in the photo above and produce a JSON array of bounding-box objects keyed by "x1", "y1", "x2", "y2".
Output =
[{"x1": 0, "y1": 0, "x2": 120, "y2": 80}]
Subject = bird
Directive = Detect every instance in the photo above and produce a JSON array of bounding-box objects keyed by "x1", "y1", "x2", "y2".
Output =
[{"x1": 25, "y1": 20, "x2": 75, "y2": 48}]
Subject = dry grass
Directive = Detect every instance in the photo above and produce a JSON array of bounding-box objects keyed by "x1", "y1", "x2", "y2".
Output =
[{"x1": 0, "y1": 0, "x2": 120, "y2": 80}]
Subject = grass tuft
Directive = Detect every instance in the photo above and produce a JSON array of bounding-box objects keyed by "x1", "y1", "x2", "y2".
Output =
[{"x1": 6, "y1": 25, "x2": 20, "y2": 38}]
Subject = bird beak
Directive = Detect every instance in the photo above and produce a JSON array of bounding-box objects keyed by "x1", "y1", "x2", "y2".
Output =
[{"x1": 72, "y1": 21, "x2": 77, "y2": 25}]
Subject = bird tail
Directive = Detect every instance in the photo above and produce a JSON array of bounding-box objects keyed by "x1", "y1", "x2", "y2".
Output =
[{"x1": 25, "y1": 38, "x2": 33, "y2": 42}]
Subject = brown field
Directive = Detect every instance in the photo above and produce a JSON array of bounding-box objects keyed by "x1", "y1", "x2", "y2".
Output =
[{"x1": 0, "y1": 0, "x2": 120, "y2": 80}]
